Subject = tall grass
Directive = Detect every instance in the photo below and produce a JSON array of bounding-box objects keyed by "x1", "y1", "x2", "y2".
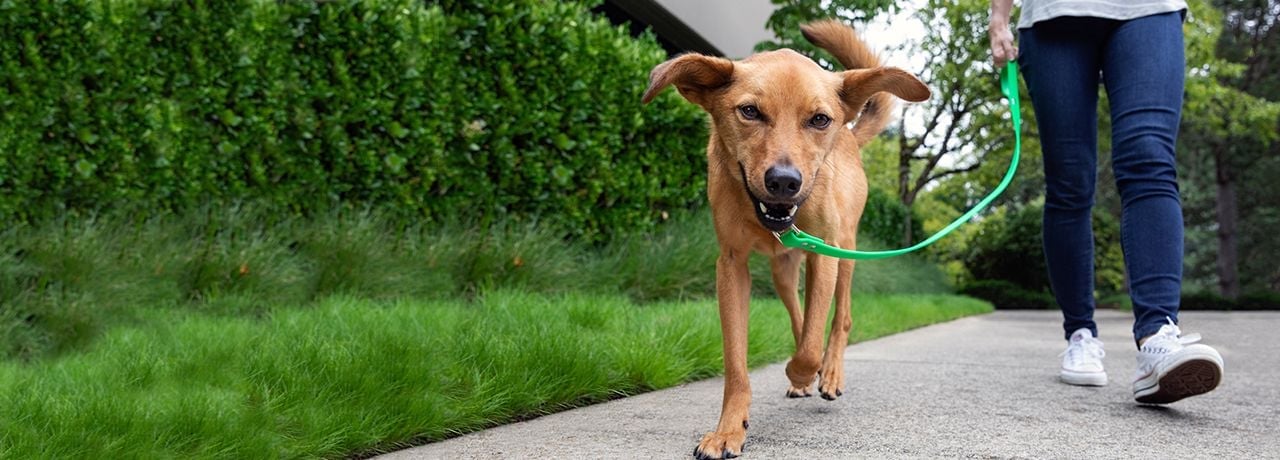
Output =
[
  {"x1": 1, "y1": 206, "x2": 952, "y2": 359},
  {"x1": 0, "y1": 206, "x2": 983, "y2": 458},
  {"x1": 0, "y1": 290, "x2": 990, "y2": 458}
]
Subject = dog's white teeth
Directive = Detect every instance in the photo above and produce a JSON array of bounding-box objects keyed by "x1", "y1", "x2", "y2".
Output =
[
  {"x1": 759, "y1": 203, "x2": 767, "y2": 213},
  {"x1": 789, "y1": 206, "x2": 798, "y2": 217}
]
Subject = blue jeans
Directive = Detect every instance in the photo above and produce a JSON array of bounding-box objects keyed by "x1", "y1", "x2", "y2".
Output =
[{"x1": 1018, "y1": 11, "x2": 1186, "y2": 343}]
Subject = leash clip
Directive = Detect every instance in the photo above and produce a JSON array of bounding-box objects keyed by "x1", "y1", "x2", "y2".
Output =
[{"x1": 771, "y1": 224, "x2": 797, "y2": 243}]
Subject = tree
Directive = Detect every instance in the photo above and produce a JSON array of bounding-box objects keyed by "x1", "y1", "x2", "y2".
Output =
[
  {"x1": 1213, "y1": 0, "x2": 1280, "y2": 294},
  {"x1": 890, "y1": 0, "x2": 1035, "y2": 245},
  {"x1": 1214, "y1": 0, "x2": 1280, "y2": 100},
  {"x1": 1180, "y1": 0, "x2": 1280, "y2": 298},
  {"x1": 755, "y1": 0, "x2": 896, "y2": 65}
]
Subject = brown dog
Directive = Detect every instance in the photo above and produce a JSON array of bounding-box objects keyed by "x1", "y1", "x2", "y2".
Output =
[{"x1": 641, "y1": 20, "x2": 929, "y2": 459}]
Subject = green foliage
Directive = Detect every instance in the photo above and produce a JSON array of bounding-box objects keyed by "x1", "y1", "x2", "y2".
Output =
[
  {"x1": 963, "y1": 207, "x2": 1046, "y2": 290},
  {"x1": 1178, "y1": 0, "x2": 1280, "y2": 293},
  {"x1": 876, "y1": 0, "x2": 1045, "y2": 250},
  {"x1": 1237, "y1": 158, "x2": 1280, "y2": 292},
  {"x1": 1181, "y1": 290, "x2": 1280, "y2": 310},
  {"x1": 862, "y1": 187, "x2": 924, "y2": 246},
  {"x1": 958, "y1": 279, "x2": 1056, "y2": 310},
  {"x1": 1208, "y1": 0, "x2": 1280, "y2": 101},
  {"x1": 907, "y1": 0, "x2": 1039, "y2": 196},
  {"x1": 0, "y1": 0, "x2": 708, "y2": 241},
  {"x1": 845, "y1": 231, "x2": 955, "y2": 294},
  {"x1": 861, "y1": 136, "x2": 900, "y2": 192},
  {"x1": 755, "y1": 0, "x2": 896, "y2": 64},
  {"x1": 0, "y1": 290, "x2": 990, "y2": 458},
  {"x1": 0, "y1": 205, "x2": 953, "y2": 359},
  {"x1": 962, "y1": 203, "x2": 1124, "y2": 297}
]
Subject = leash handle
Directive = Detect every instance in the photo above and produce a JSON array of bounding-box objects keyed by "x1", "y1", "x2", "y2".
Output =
[{"x1": 777, "y1": 61, "x2": 1023, "y2": 260}]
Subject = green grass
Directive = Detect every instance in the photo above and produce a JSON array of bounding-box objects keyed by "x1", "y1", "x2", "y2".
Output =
[
  {"x1": 0, "y1": 206, "x2": 985, "y2": 457},
  {"x1": 0, "y1": 290, "x2": 990, "y2": 458},
  {"x1": 1, "y1": 206, "x2": 952, "y2": 359}
]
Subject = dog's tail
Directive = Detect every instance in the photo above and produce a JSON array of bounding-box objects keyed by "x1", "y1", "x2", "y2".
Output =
[{"x1": 800, "y1": 19, "x2": 896, "y2": 147}]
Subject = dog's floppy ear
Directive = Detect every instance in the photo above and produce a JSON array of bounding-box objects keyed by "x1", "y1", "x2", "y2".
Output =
[
  {"x1": 642, "y1": 53, "x2": 734, "y2": 107},
  {"x1": 839, "y1": 67, "x2": 930, "y2": 122}
]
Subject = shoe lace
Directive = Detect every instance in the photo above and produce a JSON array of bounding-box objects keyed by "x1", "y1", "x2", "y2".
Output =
[
  {"x1": 1059, "y1": 336, "x2": 1105, "y2": 365},
  {"x1": 1137, "y1": 318, "x2": 1204, "y2": 376},
  {"x1": 1149, "y1": 317, "x2": 1202, "y2": 349},
  {"x1": 1140, "y1": 317, "x2": 1203, "y2": 370}
]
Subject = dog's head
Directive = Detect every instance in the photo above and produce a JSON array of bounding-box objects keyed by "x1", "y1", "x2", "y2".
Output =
[{"x1": 642, "y1": 25, "x2": 928, "y2": 232}]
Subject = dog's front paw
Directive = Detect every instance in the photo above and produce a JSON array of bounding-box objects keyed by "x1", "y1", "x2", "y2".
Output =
[
  {"x1": 694, "y1": 429, "x2": 746, "y2": 459},
  {"x1": 818, "y1": 359, "x2": 845, "y2": 400},
  {"x1": 784, "y1": 358, "x2": 820, "y2": 398},
  {"x1": 785, "y1": 360, "x2": 819, "y2": 398},
  {"x1": 785, "y1": 382, "x2": 813, "y2": 398}
]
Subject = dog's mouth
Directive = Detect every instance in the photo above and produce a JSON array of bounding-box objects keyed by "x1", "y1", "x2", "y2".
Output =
[
  {"x1": 740, "y1": 165, "x2": 804, "y2": 233},
  {"x1": 753, "y1": 197, "x2": 800, "y2": 232}
]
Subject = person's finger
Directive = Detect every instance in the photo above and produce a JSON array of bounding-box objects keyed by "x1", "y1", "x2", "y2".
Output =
[{"x1": 996, "y1": 37, "x2": 1017, "y2": 67}]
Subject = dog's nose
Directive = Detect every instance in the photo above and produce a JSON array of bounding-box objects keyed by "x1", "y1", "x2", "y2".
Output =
[{"x1": 764, "y1": 165, "x2": 802, "y2": 198}]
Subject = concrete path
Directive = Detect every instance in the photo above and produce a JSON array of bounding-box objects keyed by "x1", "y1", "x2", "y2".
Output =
[{"x1": 380, "y1": 310, "x2": 1280, "y2": 459}]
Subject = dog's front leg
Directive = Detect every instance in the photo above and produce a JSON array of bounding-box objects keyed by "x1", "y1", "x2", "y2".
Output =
[
  {"x1": 785, "y1": 254, "x2": 838, "y2": 398},
  {"x1": 818, "y1": 257, "x2": 855, "y2": 400},
  {"x1": 695, "y1": 249, "x2": 752, "y2": 460}
]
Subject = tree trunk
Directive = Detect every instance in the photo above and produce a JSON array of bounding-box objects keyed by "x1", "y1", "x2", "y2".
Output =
[
  {"x1": 898, "y1": 139, "x2": 914, "y2": 247},
  {"x1": 1214, "y1": 149, "x2": 1241, "y2": 300},
  {"x1": 901, "y1": 201, "x2": 914, "y2": 246}
]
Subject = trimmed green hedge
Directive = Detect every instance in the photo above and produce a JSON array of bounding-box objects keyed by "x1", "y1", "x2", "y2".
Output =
[
  {"x1": 0, "y1": 0, "x2": 707, "y2": 240},
  {"x1": 1181, "y1": 291, "x2": 1280, "y2": 311},
  {"x1": 958, "y1": 279, "x2": 1056, "y2": 310},
  {"x1": 960, "y1": 283, "x2": 1280, "y2": 312},
  {"x1": 963, "y1": 203, "x2": 1125, "y2": 296}
]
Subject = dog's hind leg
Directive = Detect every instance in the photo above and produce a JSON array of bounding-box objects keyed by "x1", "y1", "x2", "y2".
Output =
[
  {"x1": 785, "y1": 254, "x2": 838, "y2": 398},
  {"x1": 819, "y1": 255, "x2": 855, "y2": 400},
  {"x1": 770, "y1": 251, "x2": 805, "y2": 352},
  {"x1": 695, "y1": 249, "x2": 752, "y2": 460}
]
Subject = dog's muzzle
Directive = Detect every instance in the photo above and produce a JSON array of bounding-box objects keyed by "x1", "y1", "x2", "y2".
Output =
[{"x1": 740, "y1": 164, "x2": 804, "y2": 232}]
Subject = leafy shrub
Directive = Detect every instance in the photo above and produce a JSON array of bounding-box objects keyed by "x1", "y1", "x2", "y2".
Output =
[
  {"x1": 0, "y1": 0, "x2": 707, "y2": 241},
  {"x1": 862, "y1": 187, "x2": 925, "y2": 246},
  {"x1": 958, "y1": 279, "x2": 1056, "y2": 310},
  {"x1": 963, "y1": 203, "x2": 1124, "y2": 296},
  {"x1": 1180, "y1": 291, "x2": 1226, "y2": 310},
  {"x1": 1181, "y1": 290, "x2": 1280, "y2": 310},
  {"x1": 1239, "y1": 292, "x2": 1280, "y2": 310}
]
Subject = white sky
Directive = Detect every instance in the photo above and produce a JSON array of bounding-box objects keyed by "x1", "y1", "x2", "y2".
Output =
[
  {"x1": 861, "y1": 0, "x2": 930, "y2": 73},
  {"x1": 860, "y1": 0, "x2": 978, "y2": 174},
  {"x1": 860, "y1": 1, "x2": 933, "y2": 141}
]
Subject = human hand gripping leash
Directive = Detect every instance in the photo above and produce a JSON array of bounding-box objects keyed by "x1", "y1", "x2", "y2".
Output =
[{"x1": 774, "y1": 61, "x2": 1023, "y2": 259}]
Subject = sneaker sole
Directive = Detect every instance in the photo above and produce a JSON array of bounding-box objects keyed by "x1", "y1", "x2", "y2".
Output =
[
  {"x1": 1060, "y1": 369, "x2": 1107, "y2": 386},
  {"x1": 1134, "y1": 351, "x2": 1223, "y2": 405}
]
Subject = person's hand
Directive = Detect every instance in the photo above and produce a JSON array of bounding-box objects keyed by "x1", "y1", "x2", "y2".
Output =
[{"x1": 989, "y1": 20, "x2": 1018, "y2": 68}]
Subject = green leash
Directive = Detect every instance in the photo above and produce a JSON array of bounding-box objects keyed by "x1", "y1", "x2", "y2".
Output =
[{"x1": 776, "y1": 61, "x2": 1023, "y2": 260}]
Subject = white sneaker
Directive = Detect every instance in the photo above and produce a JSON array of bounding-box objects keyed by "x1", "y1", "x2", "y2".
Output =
[
  {"x1": 1060, "y1": 328, "x2": 1107, "y2": 386},
  {"x1": 1133, "y1": 318, "x2": 1224, "y2": 404}
]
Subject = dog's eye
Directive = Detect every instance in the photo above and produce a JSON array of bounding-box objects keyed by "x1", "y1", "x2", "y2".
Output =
[
  {"x1": 809, "y1": 114, "x2": 832, "y2": 129},
  {"x1": 739, "y1": 105, "x2": 761, "y2": 120}
]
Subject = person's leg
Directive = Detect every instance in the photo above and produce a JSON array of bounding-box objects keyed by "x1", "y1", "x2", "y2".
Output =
[
  {"x1": 1104, "y1": 10, "x2": 1223, "y2": 404},
  {"x1": 1100, "y1": 11, "x2": 1184, "y2": 343},
  {"x1": 1019, "y1": 17, "x2": 1111, "y2": 340}
]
